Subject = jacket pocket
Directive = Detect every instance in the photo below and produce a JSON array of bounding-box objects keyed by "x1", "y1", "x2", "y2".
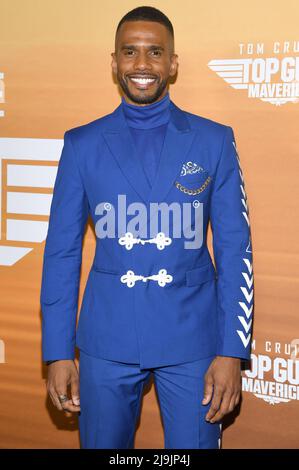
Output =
[
  {"x1": 177, "y1": 172, "x2": 210, "y2": 184},
  {"x1": 91, "y1": 265, "x2": 120, "y2": 275},
  {"x1": 185, "y1": 262, "x2": 217, "y2": 287}
]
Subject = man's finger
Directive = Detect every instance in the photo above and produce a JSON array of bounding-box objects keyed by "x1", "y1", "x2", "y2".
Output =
[
  {"x1": 235, "y1": 392, "x2": 240, "y2": 407},
  {"x1": 61, "y1": 399, "x2": 81, "y2": 413},
  {"x1": 205, "y1": 387, "x2": 223, "y2": 422},
  {"x1": 71, "y1": 377, "x2": 80, "y2": 407},
  {"x1": 48, "y1": 387, "x2": 63, "y2": 411},
  {"x1": 54, "y1": 384, "x2": 69, "y2": 411},
  {"x1": 202, "y1": 376, "x2": 213, "y2": 405},
  {"x1": 209, "y1": 389, "x2": 232, "y2": 423}
]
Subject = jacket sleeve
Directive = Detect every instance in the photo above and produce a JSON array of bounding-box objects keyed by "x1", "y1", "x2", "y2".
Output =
[
  {"x1": 210, "y1": 125, "x2": 254, "y2": 361},
  {"x1": 40, "y1": 130, "x2": 89, "y2": 361}
]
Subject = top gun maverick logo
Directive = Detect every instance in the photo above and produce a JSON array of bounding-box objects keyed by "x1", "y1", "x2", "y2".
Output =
[
  {"x1": 208, "y1": 41, "x2": 299, "y2": 106},
  {"x1": 242, "y1": 339, "x2": 299, "y2": 405}
]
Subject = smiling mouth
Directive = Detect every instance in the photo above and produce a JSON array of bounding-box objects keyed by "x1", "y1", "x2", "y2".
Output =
[{"x1": 128, "y1": 76, "x2": 157, "y2": 89}]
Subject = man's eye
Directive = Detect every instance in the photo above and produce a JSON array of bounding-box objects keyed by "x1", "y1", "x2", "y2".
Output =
[{"x1": 151, "y1": 50, "x2": 162, "y2": 56}]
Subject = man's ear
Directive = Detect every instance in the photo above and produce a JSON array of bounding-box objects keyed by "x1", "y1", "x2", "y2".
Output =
[
  {"x1": 170, "y1": 54, "x2": 178, "y2": 77},
  {"x1": 111, "y1": 52, "x2": 117, "y2": 74}
]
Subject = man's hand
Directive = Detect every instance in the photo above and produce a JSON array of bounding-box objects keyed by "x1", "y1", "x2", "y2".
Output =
[
  {"x1": 46, "y1": 359, "x2": 80, "y2": 413},
  {"x1": 202, "y1": 356, "x2": 241, "y2": 423}
]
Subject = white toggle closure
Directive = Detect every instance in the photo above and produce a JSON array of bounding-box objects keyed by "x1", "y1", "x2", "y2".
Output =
[
  {"x1": 120, "y1": 269, "x2": 173, "y2": 288},
  {"x1": 118, "y1": 232, "x2": 172, "y2": 250}
]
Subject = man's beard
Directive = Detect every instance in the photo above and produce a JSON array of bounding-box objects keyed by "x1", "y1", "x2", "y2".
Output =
[{"x1": 117, "y1": 73, "x2": 168, "y2": 105}]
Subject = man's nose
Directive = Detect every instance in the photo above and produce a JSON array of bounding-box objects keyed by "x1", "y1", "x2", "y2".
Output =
[{"x1": 134, "y1": 51, "x2": 151, "y2": 70}]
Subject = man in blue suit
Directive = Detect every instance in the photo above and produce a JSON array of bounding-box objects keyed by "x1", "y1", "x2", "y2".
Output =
[{"x1": 41, "y1": 6, "x2": 254, "y2": 449}]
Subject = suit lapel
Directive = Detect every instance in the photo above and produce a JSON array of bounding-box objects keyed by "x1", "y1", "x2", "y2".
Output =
[
  {"x1": 146, "y1": 113, "x2": 197, "y2": 204},
  {"x1": 102, "y1": 100, "x2": 198, "y2": 212},
  {"x1": 102, "y1": 112, "x2": 151, "y2": 204},
  {"x1": 143, "y1": 104, "x2": 198, "y2": 231}
]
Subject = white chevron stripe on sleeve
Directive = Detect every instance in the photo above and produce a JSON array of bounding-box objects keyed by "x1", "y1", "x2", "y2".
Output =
[
  {"x1": 238, "y1": 316, "x2": 252, "y2": 333},
  {"x1": 243, "y1": 258, "x2": 253, "y2": 274},
  {"x1": 242, "y1": 212, "x2": 250, "y2": 226},
  {"x1": 240, "y1": 184, "x2": 247, "y2": 198},
  {"x1": 238, "y1": 302, "x2": 253, "y2": 318},
  {"x1": 241, "y1": 272, "x2": 254, "y2": 289},
  {"x1": 240, "y1": 286, "x2": 254, "y2": 303},
  {"x1": 237, "y1": 330, "x2": 251, "y2": 348},
  {"x1": 241, "y1": 198, "x2": 248, "y2": 211}
]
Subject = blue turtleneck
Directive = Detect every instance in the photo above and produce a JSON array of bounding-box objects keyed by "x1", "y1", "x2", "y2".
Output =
[{"x1": 121, "y1": 92, "x2": 170, "y2": 188}]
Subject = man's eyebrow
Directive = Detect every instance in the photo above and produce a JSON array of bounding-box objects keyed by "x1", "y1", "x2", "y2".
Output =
[{"x1": 120, "y1": 44, "x2": 165, "y2": 51}]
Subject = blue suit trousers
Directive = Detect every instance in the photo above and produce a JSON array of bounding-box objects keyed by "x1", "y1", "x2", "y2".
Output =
[{"x1": 78, "y1": 350, "x2": 222, "y2": 449}]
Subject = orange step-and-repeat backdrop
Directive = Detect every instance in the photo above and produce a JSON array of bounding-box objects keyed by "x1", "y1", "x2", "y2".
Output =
[{"x1": 0, "y1": 0, "x2": 298, "y2": 448}]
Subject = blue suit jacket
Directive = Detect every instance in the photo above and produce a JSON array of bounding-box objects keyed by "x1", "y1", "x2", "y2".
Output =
[{"x1": 40, "y1": 99, "x2": 254, "y2": 368}]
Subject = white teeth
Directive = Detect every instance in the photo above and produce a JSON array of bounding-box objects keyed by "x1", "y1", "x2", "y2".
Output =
[{"x1": 130, "y1": 78, "x2": 155, "y2": 84}]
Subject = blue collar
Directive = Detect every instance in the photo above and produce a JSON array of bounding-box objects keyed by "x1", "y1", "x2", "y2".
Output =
[{"x1": 121, "y1": 92, "x2": 171, "y2": 129}]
